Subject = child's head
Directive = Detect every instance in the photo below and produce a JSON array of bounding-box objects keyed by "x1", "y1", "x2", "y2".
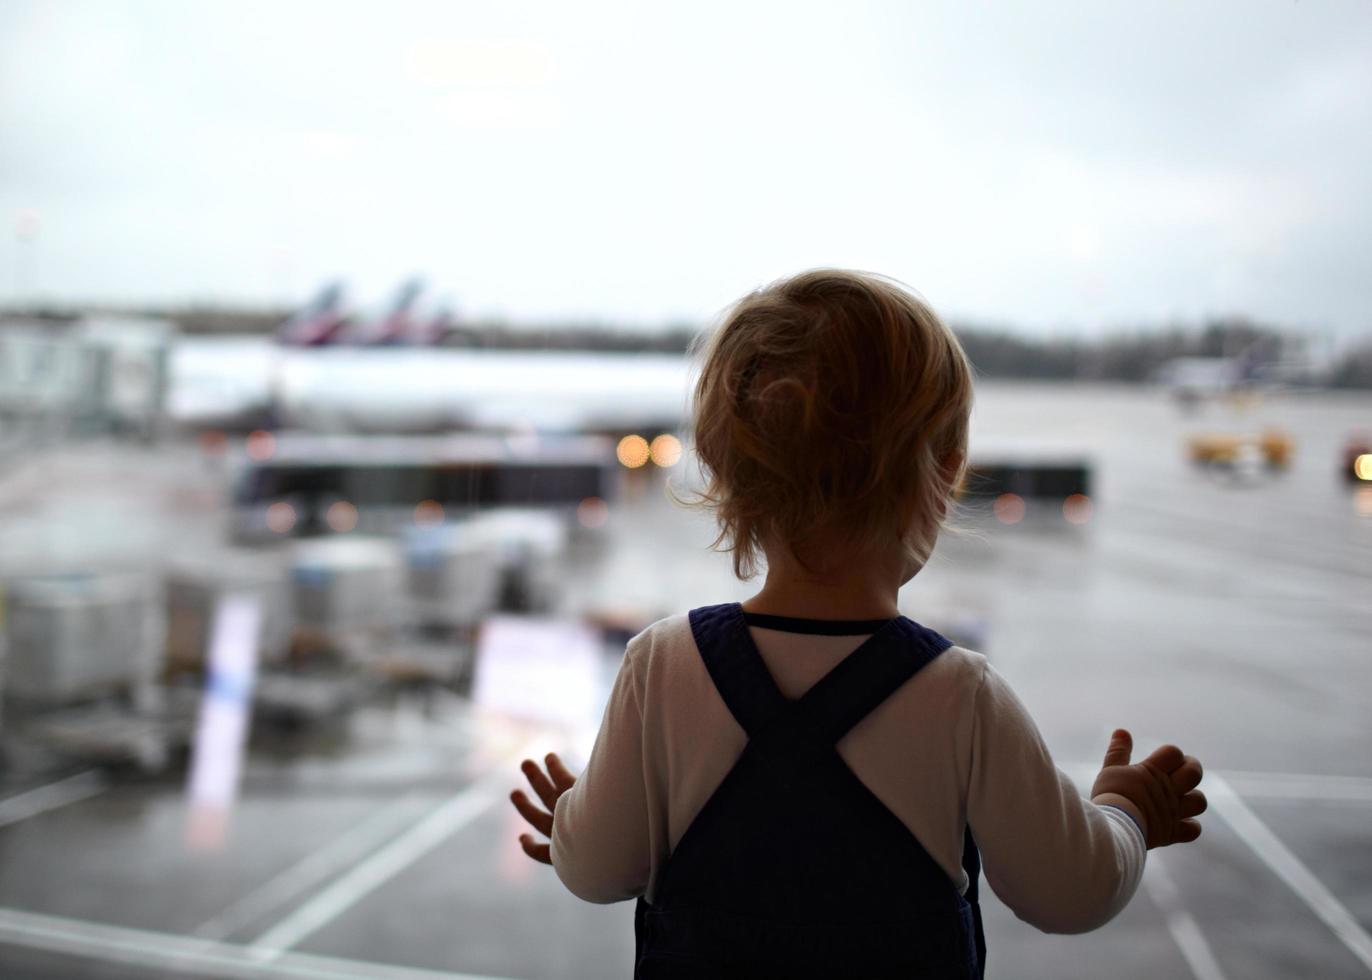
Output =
[{"x1": 690, "y1": 269, "x2": 974, "y2": 581}]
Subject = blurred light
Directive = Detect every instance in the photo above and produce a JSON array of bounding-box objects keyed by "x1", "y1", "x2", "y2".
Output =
[
  {"x1": 266, "y1": 502, "x2": 296, "y2": 534},
  {"x1": 1356, "y1": 488, "x2": 1372, "y2": 517},
  {"x1": 1355, "y1": 454, "x2": 1372, "y2": 482},
  {"x1": 577, "y1": 496, "x2": 609, "y2": 529},
  {"x1": 1063, "y1": 493, "x2": 1092, "y2": 524},
  {"x1": 414, "y1": 499, "x2": 445, "y2": 526},
  {"x1": 994, "y1": 493, "x2": 1025, "y2": 525},
  {"x1": 649, "y1": 434, "x2": 683, "y2": 467},
  {"x1": 326, "y1": 501, "x2": 358, "y2": 533},
  {"x1": 245, "y1": 430, "x2": 276, "y2": 462},
  {"x1": 617, "y1": 435, "x2": 650, "y2": 469}
]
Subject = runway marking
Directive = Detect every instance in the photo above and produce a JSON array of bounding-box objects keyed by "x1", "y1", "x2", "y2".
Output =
[
  {"x1": 0, "y1": 770, "x2": 109, "y2": 829},
  {"x1": 1063, "y1": 762, "x2": 1372, "y2": 805},
  {"x1": 1142, "y1": 856, "x2": 1229, "y2": 980},
  {"x1": 247, "y1": 745, "x2": 535, "y2": 962},
  {"x1": 193, "y1": 794, "x2": 432, "y2": 942},
  {"x1": 1208, "y1": 772, "x2": 1372, "y2": 973},
  {"x1": 0, "y1": 905, "x2": 517, "y2": 979},
  {"x1": 1221, "y1": 769, "x2": 1372, "y2": 803}
]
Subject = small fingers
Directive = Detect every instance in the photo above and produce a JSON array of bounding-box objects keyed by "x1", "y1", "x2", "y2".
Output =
[
  {"x1": 1174, "y1": 818, "x2": 1203, "y2": 844},
  {"x1": 1170, "y1": 755, "x2": 1204, "y2": 793},
  {"x1": 546, "y1": 753, "x2": 577, "y2": 793},
  {"x1": 1102, "y1": 729, "x2": 1133, "y2": 769},
  {"x1": 521, "y1": 758, "x2": 560, "y2": 811},
  {"x1": 1142, "y1": 743, "x2": 1185, "y2": 773},
  {"x1": 509, "y1": 790, "x2": 553, "y2": 836},
  {"x1": 518, "y1": 834, "x2": 552, "y2": 864},
  {"x1": 1179, "y1": 789, "x2": 1207, "y2": 818}
]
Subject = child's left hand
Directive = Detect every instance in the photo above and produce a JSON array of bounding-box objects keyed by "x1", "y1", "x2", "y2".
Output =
[{"x1": 509, "y1": 753, "x2": 578, "y2": 864}]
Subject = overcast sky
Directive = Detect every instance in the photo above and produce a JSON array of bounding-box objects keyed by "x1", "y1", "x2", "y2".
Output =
[{"x1": 1, "y1": 0, "x2": 1369, "y2": 336}]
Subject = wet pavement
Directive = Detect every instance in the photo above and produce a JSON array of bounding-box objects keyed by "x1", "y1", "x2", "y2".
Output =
[{"x1": 1, "y1": 382, "x2": 1370, "y2": 978}]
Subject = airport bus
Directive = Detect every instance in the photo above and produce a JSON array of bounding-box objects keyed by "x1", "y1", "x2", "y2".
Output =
[
  {"x1": 960, "y1": 442, "x2": 1095, "y2": 525},
  {"x1": 229, "y1": 432, "x2": 617, "y2": 542}
]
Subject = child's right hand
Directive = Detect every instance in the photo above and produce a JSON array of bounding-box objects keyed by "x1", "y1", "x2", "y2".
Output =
[{"x1": 1090, "y1": 728, "x2": 1207, "y2": 849}]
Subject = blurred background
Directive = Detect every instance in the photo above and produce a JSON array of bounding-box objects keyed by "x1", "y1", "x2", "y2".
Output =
[{"x1": 0, "y1": 2, "x2": 1370, "y2": 978}]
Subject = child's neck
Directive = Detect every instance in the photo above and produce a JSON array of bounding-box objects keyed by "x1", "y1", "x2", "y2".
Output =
[{"x1": 742, "y1": 554, "x2": 903, "y2": 622}]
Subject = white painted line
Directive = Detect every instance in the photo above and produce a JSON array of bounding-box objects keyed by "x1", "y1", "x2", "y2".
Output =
[
  {"x1": 1142, "y1": 857, "x2": 1228, "y2": 980},
  {"x1": 0, "y1": 905, "x2": 517, "y2": 979},
  {"x1": 193, "y1": 794, "x2": 431, "y2": 942},
  {"x1": 1063, "y1": 762, "x2": 1372, "y2": 804},
  {"x1": 1208, "y1": 772, "x2": 1372, "y2": 973},
  {"x1": 0, "y1": 770, "x2": 109, "y2": 828},
  {"x1": 1167, "y1": 913, "x2": 1230, "y2": 980},
  {"x1": 247, "y1": 751, "x2": 532, "y2": 962},
  {"x1": 1221, "y1": 770, "x2": 1372, "y2": 803}
]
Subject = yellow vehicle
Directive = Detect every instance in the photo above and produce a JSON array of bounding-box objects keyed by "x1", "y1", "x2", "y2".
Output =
[{"x1": 1187, "y1": 428, "x2": 1293, "y2": 470}]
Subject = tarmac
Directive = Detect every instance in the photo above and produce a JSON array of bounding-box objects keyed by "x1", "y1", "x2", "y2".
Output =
[{"x1": 0, "y1": 381, "x2": 1369, "y2": 979}]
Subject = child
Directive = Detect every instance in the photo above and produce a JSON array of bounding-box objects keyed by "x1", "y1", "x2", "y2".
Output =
[{"x1": 510, "y1": 269, "x2": 1206, "y2": 979}]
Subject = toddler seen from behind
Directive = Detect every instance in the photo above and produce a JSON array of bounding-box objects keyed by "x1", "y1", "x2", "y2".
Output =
[{"x1": 511, "y1": 269, "x2": 1206, "y2": 979}]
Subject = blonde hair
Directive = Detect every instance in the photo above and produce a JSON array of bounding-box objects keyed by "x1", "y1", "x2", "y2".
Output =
[{"x1": 687, "y1": 269, "x2": 974, "y2": 580}]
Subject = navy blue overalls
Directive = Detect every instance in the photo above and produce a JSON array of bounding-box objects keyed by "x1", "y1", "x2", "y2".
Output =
[{"x1": 633, "y1": 603, "x2": 986, "y2": 979}]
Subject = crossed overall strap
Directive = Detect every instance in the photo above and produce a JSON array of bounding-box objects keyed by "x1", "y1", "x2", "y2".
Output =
[
  {"x1": 687, "y1": 602, "x2": 952, "y2": 747},
  {"x1": 684, "y1": 602, "x2": 985, "y2": 974}
]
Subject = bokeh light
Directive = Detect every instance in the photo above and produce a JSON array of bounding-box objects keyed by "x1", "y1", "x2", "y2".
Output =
[
  {"x1": 245, "y1": 429, "x2": 276, "y2": 461},
  {"x1": 577, "y1": 496, "x2": 609, "y2": 529},
  {"x1": 414, "y1": 499, "x2": 445, "y2": 526},
  {"x1": 616, "y1": 434, "x2": 650, "y2": 469},
  {"x1": 649, "y1": 434, "x2": 682, "y2": 467},
  {"x1": 1355, "y1": 454, "x2": 1372, "y2": 482},
  {"x1": 1063, "y1": 493, "x2": 1092, "y2": 524},
  {"x1": 265, "y1": 501, "x2": 296, "y2": 534},
  {"x1": 326, "y1": 500, "x2": 359, "y2": 533},
  {"x1": 994, "y1": 493, "x2": 1025, "y2": 525}
]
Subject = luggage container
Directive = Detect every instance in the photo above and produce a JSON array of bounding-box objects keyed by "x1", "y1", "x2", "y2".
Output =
[
  {"x1": 2, "y1": 572, "x2": 162, "y2": 705},
  {"x1": 290, "y1": 537, "x2": 402, "y2": 657},
  {"x1": 164, "y1": 552, "x2": 292, "y2": 674},
  {"x1": 403, "y1": 524, "x2": 502, "y2": 628},
  {"x1": 463, "y1": 509, "x2": 568, "y2": 613}
]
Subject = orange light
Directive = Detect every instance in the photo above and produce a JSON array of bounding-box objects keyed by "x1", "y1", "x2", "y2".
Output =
[
  {"x1": 326, "y1": 500, "x2": 358, "y2": 533},
  {"x1": 246, "y1": 429, "x2": 276, "y2": 461},
  {"x1": 1355, "y1": 454, "x2": 1372, "y2": 482},
  {"x1": 1063, "y1": 493, "x2": 1092, "y2": 524},
  {"x1": 1356, "y1": 487, "x2": 1372, "y2": 517},
  {"x1": 616, "y1": 434, "x2": 650, "y2": 469},
  {"x1": 414, "y1": 499, "x2": 445, "y2": 526},
  {"x1": 577, "y1": 496, "x2": 609, "y2": 529},
  {"x1": 994, "y1": 493, "x2": 1025, "y2": 525},
  {"x1": 266, "y1": 501, "x2": 296, "y2": 534},
  {"x1": 649, "y1": 434, "x2": 682, "y2": 467}
]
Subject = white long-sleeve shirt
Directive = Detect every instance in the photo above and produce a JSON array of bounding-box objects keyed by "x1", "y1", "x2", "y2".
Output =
[{"x1": 551, "y1": 611, "x2": 1146, "y2": 934}]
